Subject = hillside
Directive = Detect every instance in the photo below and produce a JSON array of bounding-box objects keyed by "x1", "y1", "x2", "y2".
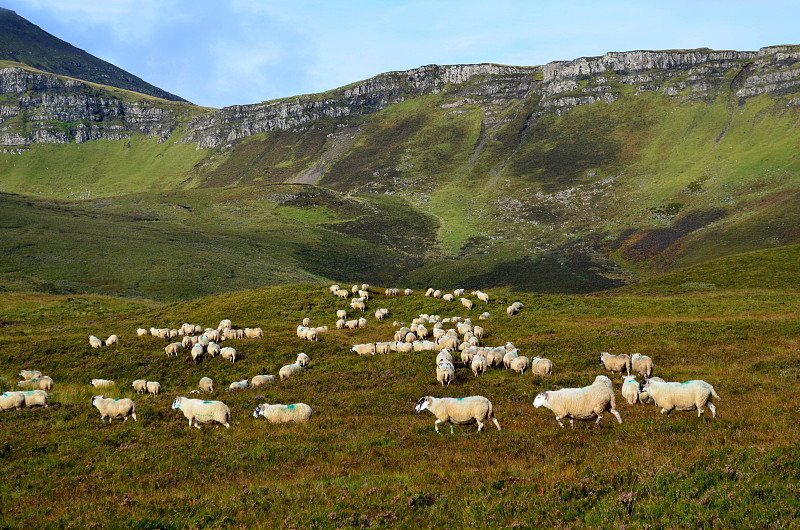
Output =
[{"x1": 1, "y1": 12, "x2": 799, "y2": 299}]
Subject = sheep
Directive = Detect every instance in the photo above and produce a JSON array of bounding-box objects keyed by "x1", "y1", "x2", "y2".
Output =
[
  {"x1": 479, "y1": 312, "x2": 490, "y2": 320},
  {"x1": 598, "y1": 352, "x2": 631, "y2": 376},
  {"x1": 18, "y1": 370, "x2": 42, "y2": 381},
  {"x1": 361, "y1": 283, "x2": 370, "y2": 292},
  {"x1": 228, "y1": 380, "x2": 249, "y2": 391},
  {"x1": 346, "y1": 320, "x2": 360, "y2": 330},
  {"x1": 638, "y1": 376, "x2": 665, "y2": 405},
  {"x1": 92, "y1": 396, "x2": 137, "y2": 423},
  {"x1": 172, "y1": 397, "x2": 230, "y2": 429},
  {"x1": 472, "y1": 326, "x2": 484, "y2": 340},
  {"x1": 90, "y1": 378, "x2": 114, "y2": 389},
  {"x1": 358, "y1": 317, "x2": 368, "y2": 329},
  {"x1": 453, "y1": 288, "x2": 465, "y2": 297},
  {"x1": 146, "y1": 381, "x2": 161, "y2": 396},
  {"x1": 437, "y1": 360, "x2": 456, "y2": 387},
  {"x1": 404, "y1": 288, "x2": 413, "y2": 296},
  {"x1": 220, "y1": 347, "x2": 237, "y2": 363},
  {"x1": 351, "y1": 300, "x2": 366, "y2": 312},
  {"x1": 0, "y1": 392, "x2": 25, "y2": 411},
  {"x1": 12, "y1": 390, "x2": 49, "y2": 408},
  {"x1": 471, "y1": 354, "x2": 488, "y2": 377},
  {"x1": 106, "y1": 334, "x2": 119, "y2": 346},
  {"x1": 218, "y1": 319, "x2": 233, "y2": 332},
  {"x1": 621, "y1": 376, "x2": 640, "y2": 405},
  {"x1": 335, "y1": 289, "x2": 349, "y2": 299},
  {"x1": 502, "y1": 350, "x2": 519, "y2": 369},
  {"x1": 533, "y1": 378, "x2": 622, "y2": 428},
  {"x1": 132, "y1": 379, "x2": 147, "y2": 394},
  {"x1": 415, "y1": 395, "x2": 501, "y2": 434},
  {"x1": 375, "y1": 308, "x2": 389, "y2": 321},
  {"x1": 223, "y1": 329, "x2": 238, "y2": 340},
  {"x1": 461, "y1": 347, "x2": 476, "y2": 366},
  {"x1": 329, "y1": 284, "x2": 340, "y2": 294},
  {"x1": 531, "y1": 357, "x2": 554, "y2": 376},
  {"x1": 351, "y1": 285, "x2": 359, "y2": 294},
  {"x1": 506, "y1": 305, "x2": 519, "y2": 316},
  {"x1": 638, "y1": 379, "x2": 720, "y2": 418},
  {"x1": 375, "y1": 342, "x2": 392, "y2": 355},
  {"x1": 473, "y1": 291, "x2": 489, "y2": 303},
  {"x1": 191, "y1": 343, "x2": 204, "y2": 363},
  {"x1": 279, "y1": 361, "x2": 303, "y2": 380},
  {"x1": 484, "y1": 347, "x2": 504, "y2": 368},
  {"x1": 296, "y1": 352, "x2": 310, "y2": 367},
  {"x1": 442, "y1": 293, "x2": 454, "y2": 302},
  {"x1": 511, "y1": 301, "x2": 524, "y2": 310},
  {"x1": 182, "y1": 335, "x2": 196, "y2": 349},
  {"x1": 206, "y1": 342, "x2": 221, "y2": 357},
  {"x1": 251, "y1": 375, "x2": 276, "y2": 388},
  {"x1": 351, "y1": 343, "x2": 376, "y2": 356},
  {"x1": 244, "y1": 327, "x2": 263, "y2": 339},
  {"x1": 89, "y1": 335, "x2": 104, "y2": 348},
  {"x1": 509, "y1": 356, "x2": 531, "y2": 374},
  {"x1": 395, "y1": 342, "x2": 413, "y2": 353},
  {"x1": 198, "y1": 377, "x2": 215, "y2": 393},
  {"x1": 165, "y1": 342, "x2": 183, "y2": 356},
  {"x1": 302, "y1": 317, "x2": 311, "y2": 327},
  {"x1": 198, "y1": 335, "x2": 210, "y2": 348},
  {"x1": 436, "y1": 350, "x2": 454, "y2": 365},
  {"x1": 336, "y1": 318, "x2": 346, "y2": 329},
  {"x1": 253, "y1": 402, "x2": 313, "y2": 424},
  {"x1": 315, "y1": 325, "x2": 328, "y2": 333},
  {"x1": 425, "y1": 288, "x2": 435, "y2": 297},
  {"x1": 630, "y1": 353, "x2": 654, "y2": 378},
  {"x1": 304, "y1": 327, "x2": 319, "y2": 341},
  {"x1": 437, "y1": 335, "x2": 459, "y2": 351},
  {"x1": 358, "y1": 290, "x2": 370, "y2": 300},
  {"x1": 460, "y1": 298, "x2": 474, "y2": 310},
  {"x1": 136, "y1": 328, "x2": 148, "y2": 337}
]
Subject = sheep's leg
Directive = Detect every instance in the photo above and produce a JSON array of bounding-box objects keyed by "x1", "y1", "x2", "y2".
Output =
[
  {"x1": 697, "y1": 404, "x2": 704, "y2": 417},
  {"x1": 449, "y1": 422, "x2": 454, "y2": 435},
  {"x1": 595, "y1": 413, "x2": 603, "y2": 425},
  {"x1": 434, "y1": 419, "x2": 442, "y2": 434},
  {"x1": 569, "y1": 418, "x2": 574, "y2": 429},
  {"x1": 477, "y1": 420, "x2": 484, "y2": 432},
  {"x1": 555, "y1": 416, "x2": 565, "y2": 428}
]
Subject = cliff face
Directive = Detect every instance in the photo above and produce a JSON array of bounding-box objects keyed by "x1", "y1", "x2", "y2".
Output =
[{"x1": 1, "y1": 46, "x2": 799, "y2": 150}]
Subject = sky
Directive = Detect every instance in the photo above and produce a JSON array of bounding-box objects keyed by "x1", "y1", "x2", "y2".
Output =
[{"x1": 3, "y1": 0, "x2": 799, "y2": 109}]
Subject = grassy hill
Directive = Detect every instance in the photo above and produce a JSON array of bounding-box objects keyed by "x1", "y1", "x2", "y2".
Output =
[{"x1": 1, "y1": 250, "x2": 799, "y2": 526}]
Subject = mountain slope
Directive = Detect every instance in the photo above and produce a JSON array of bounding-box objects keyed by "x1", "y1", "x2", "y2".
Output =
[{"x1": 0, "y1": 7, "x2": 186, "y2": 102}]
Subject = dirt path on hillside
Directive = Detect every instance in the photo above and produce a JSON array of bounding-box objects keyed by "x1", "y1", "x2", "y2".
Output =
[{"x1": 291, "y1": 126, "x2": 363, "y2": 185}]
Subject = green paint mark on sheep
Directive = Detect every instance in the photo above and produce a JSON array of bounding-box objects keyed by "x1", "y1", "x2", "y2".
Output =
[{"x1": 287, "y1": 404, "x2": 295, "y2": 410}]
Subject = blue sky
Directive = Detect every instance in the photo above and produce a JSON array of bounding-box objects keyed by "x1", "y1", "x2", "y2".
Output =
[{"x1": 4, "y1": 0, "x2": 799, "y2": 108}]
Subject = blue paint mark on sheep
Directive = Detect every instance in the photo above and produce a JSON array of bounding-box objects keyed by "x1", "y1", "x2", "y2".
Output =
[{"x1": 287, "y1": 404, "x2": 295, "y2": 410}]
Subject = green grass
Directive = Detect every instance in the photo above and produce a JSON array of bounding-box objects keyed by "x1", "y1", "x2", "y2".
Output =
[{"x1": 1, "y1": 275, "x2": 800, "y2": 527}]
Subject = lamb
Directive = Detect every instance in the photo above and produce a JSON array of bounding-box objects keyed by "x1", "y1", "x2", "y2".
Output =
[
  {"x1": 460, "y1": 298, "x2": 474, "y2": 309},
  {"x1": 105, "y1": 334, "x2": 119, "y2": 346},
  {"x1": 533, "y1": 378, "x2": 622, "y2": 428},
  {"x1": 436, "y1": 360, "x2": 456, "y2": 387},
  {"x1": 92, "y1": 396, "x2": 137, "y2": 423},
  {"x1": 630, "y1": 353, "x2": 654, "y2": 378},
  {"x1": 279, "y1": 361, "x2": 303, "y2": 380},
  {"x1": 251, "y1": 375, "x2": 276, "y2": 388},
  {"x1": 621, "y1": 376, "x2": 640, "y2": 405},
  {"x1": 198, "y1": 377, "x2": 215, "y2": 392},
  {"x1": 90, "y1": 378, "x2": 115, "y2": 389},
  {"x1": 598, "y1": 352, "x2": 631, "y2": 376},
  {"x1": 19, "y1": 370, "x2": 42, "y2": 381},
  {"x1": 0, "y1": 392, "x2": 25, "y2": 411},
  {"x1": 172, "y1": 396, "x2": 230, "y2": 429},
  {"x1": 471, "y1": 354, "x2": 488, "y2": 377},
  {"x1": 638, "y1": 376, "x2": 665, "y2": 405},
  {"x1": 89, "y1": 335, "x2": 104, "y2": 348},
  {"x1": 253, "y1": 402, "x2": 313, "y2": 423},
  {"x1": 146, "y1": 381, "x2": 161, "y2": 396},
  {"x1": 220, "y1": 347, "x2": 237, "y2": 363},
  {"x1": 509, "y1": 356, "x2": 531, "y2": 374},
  {"x1": 530, "y1": 357, "x2": 554, "y2": 376},
  {"x1": 415, "y1": 395, "x2": 501, "y2": 434},
  {"x1": 296, "y1": 352, "x2": 310, "y2": 367},
  {"x1": 132, "y1": 379, "x2": 148, "y2": 394},
  {"x1": 351, "y1": 343, "x2": 376, "y2": 356},
  {"x1": 244, "y1": 327, "x2": 263, "y2": 339},
  {"x1": 165, "y1": 342, "x2": 183, "y2": 356},
  {"x1": 638, "y1": 379, "x2": 720, "y2": 418}
]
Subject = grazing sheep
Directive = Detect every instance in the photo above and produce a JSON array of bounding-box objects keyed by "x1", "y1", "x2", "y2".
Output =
[
  {"x1": 473, "y1": 291, "x2": 489, "y2": 303},
  {"x1": 404, "y1": 288, "x2": 413, "y2": 296},
  {"x1": 105, "y1": 334, "x2": 119, "y2": 346},
  {"x1": 92, "y1": 396, "x2": 137, "y2": 423},
  {"x1": 442, "y1": 293, "x2": 454, "y2": 302},
  {"x1": 90, "y1": 378, "x2": 114, "y2": 389},
  {"x1": 436, "y1": 360, "x2": 456, "y2": 387},
  {"x1": 351, "y1": 300, "x2": 366, "y2": 312},
  {"x1": 375, "y1": 342, "x2": 392, "y2": 354},
  {"x1": 358, "y1": 290, "x2": 370, "y2": 300},
  {"x1": 253, "y1": 402, "x2": 313, "y2": 423},
  {"x1": 531, "y1": 357, "x2": 554, "y2": 376},
  {"x1": 638, "y1": 379, "x2": 720, "y2": 418},
  {"x1": 453, "y1": 289, "x2": 465, "y2": 297},
  {"x1": 182, "y1": 335, "x2": 196, "y2": 349},
  {"x1": 244, "y1": 327, "x2": 263, "y2": 339},
  {"x1": 335, "y1": 289, "x2": 349, "y2": 299},
  {"x1": 533, "y1": 378, "x2": 622, "y2": 428},
  {"x1": 336, "y1": 318, "x2": 346, "y2": 329},
  {"x1": 351, "y1": 343, "x2": 376, "y2": 356},
  {"x1": 638, "y1": 376, "x2": 665, "y2": 405},
  {"x1": 0, "y1": 392, "x2": 25, "y2": 411},
  {"x1": 395, "y1": 342, "x2": 413, "y2": 353},
  {"x1": 506, "y1": 305, "x2": 519, "y2": 316},
  {"x1": 329, "y1": 284, "x2": 340, "y2": 294},
  {"x1": 206, "y1": 342, "x2": 221, "y2": 357},
  {"x1": 220, "y1": 347, "x2": 237, "y2": 363},
  {"x1": 479, "y1": 312, "x2": 490, "y2": 320},
  {"x1": 165, "y1": 342, "x2": 183, "y2": 356},
  {"x1": 172, "y1": 397, "x2": 230, "y2": 429},
  {"x1": 471, "y1": 354, "x2": 488, "y2": 377},
  {"x1": 375, "y1": 308, "x2": 389, "y2": 321},
  {"x1": 502, "y1": 350, "x2": 519, "y2": 369},
  {"x1": 337, "y1": 309, "x2": 348, "y2": 319},
  {"x1": 89, "y1": 335, "x2": 104, "y2": 348},
  {"x1": 472, "y1": 326, "x2": 484, "y2": 340},
  {"x1": 302, "y1": 317, "x2": 311, "y2": 327},
  {"x1": 415, "y1": 395, "x2": 501, "y2": 434},
  {"x1": 621, "y1": 376, "x2": 640, "y2": 405},
  {"x1": 251, "y1": 375, "x2": 276, "y2": 388},
  {"x1": 198, "y1": 377, "x2": 215, "y2": 393},
  {"x1": 425, "y1": 288, "x2": 435, "y2": 297},
  {"x1": 132, "y1": 379, "x2": 148, "y2": 394},
  {"x1": 136, "y1": 328, "x2": 148, "y2": 337},
  {"x1": 146, "y1": 381, "x2": 161, "y2": 396},
  {"x1": 598, "y1": 352, "x2": 631, "y2": 376},
  {"x1": 509, "y1": 356, "x2": 531, "y2": 374},
  {"x1": 460, "y1": 298, "x2": 474, "y2": 310},
  {"x1": 511, "y1": 301, "x2": 524, "y2": 310},
  {"x1": 279, "y1": 361, "x2": 303, "y2": 380},
  {"x1": 630, "y1": 353, "x2": 654, "y2": 378},
  {"x1": 351, "y1": 285, "x2": 359, "y2": 294},
  {"x1": 437, "y1": 336, "x2": 459, "y2": 351},
  {"x1": 218, "y1": 319, "x2": 233, "y2": 332},
  {"x1": 436, "y1": 350, "x2": 454, "y2": 365},
  {"x1": 228, "y1": 380, "x2": 249, "y2": 391},
  {"x1": 296, "y1": 352, "x2": 310, "y2": 367},
  {"x1": 361, "y1": 283, "x2": 370, "y2": 292},
  {"x1": 358, "y1": 317, "x2": 368, "y2": 329},
  {"x1": 19, "y1": 370, "x2": 42, "y2": 381},
  {"x1": 346, "y1": 320, "x2": 360, "y2": 330}
]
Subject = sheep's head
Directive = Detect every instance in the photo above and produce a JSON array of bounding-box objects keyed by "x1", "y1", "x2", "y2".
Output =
[
  {"x1": 91, "y1": 395, "x2": 103, "y2": 407},
  {"x1": 415, "y1": 396, "x2": 431, "y2": 413},
  {"x1": 639, "y1": 380, "x2": 649, "y2": 393},
  {"x1": 171, "y1": 397, "x2": 182, "y2": 410},
  {"x1": 253, "y1": 405, "x2": 263, "y2": 418},
  {"x1": 598, "y1": 352, "x2": 608, "y2": 362},
  {"x1": 533, "y1": 392, "x2": 548, "y2": 408}
]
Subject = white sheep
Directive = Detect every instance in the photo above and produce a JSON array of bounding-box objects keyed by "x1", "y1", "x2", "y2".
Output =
[
  {"x1": 598, "y1": 352, "x2": 631, "y2": 376},
  {"x1": 279, "y1": 361, "x2": 303, "y2": 380},
  {"x1": 358, "y1": 289, "x2": 370, "y2": 300},
  {"x1": 220, "y1": 347, "x2": 237, "y2": 363},
  {"x1": 90, "y1": 378, "x2": 114, "y2": 389},
  {"x1": 531, "y1": 357, "x2": 553, "y2": 376},
  {"x1": 511, "y1": 301, "x2": 524, "y2": 310},
  {"x1": 533, "y1": 378, "x2": 622, "y2": 428},
  {"x1": 351, "y1": 343, "x2": 376, "y2": 356},
  {"x1": 630, "y1": 353, "x2": 654, "y2": 378},
  {"x1": 296, "y1": 352, "x2": 310, "y2": 367},
  {"x1": 436, "y1": 360, "x2": 455, "y2": 387},
  {"x1": 199, "y1": 377, "x2": 215, "y2": 392},
  {"x1": 425, "y1": 288, "x2": 435, "y2": 297},
  {"x1": 502, "y1": 350, "x2": 518, "y2": 369},
  {"x1": 395, "y1": 342, "x2": 413, "y2": 353},
  {"x1": 218, "y1": 319, "x2": 233, "y2": 332},
  {"x1": 228, "y1": 380, "x2": 249, "y2": 391},
  {"x1": 621, "y1": 376, "x2": 640, "y2": 405},
  {"x1": 361, "y1": 283, "x2": 370, "y2": 292},
  {"x1": 375, "y1": 342, "x2": 392, "y2": 355},
  {"x1": 336, "y1": 319, "x2": 346, "y2": 329},
  {"x1": 442, "y1": 293, "x2": 454, "y2": 302},
  {"x1": 639, "y1": 379, "x2": 720, "y2": 418},
  {"x1": 479, "y1": 312, "x2": 490, "y2": 320},
  {"x1": 132, "y1": 379, "x2": 147, "y2": 394},
  {"x1": 92, "y1": 395, "x2": 137, "y2": 423},
  {"x1": 19, "y1": 370, "x2": 42, "y2": 381},
  {"x1": 251, "y1": 375, "x2": 276, "y2": 388},
  {"x1": 253, "y1": 402, "x2": 313, "y2": 423},
  {"x1": 453, "y1": 288, "x2": 465, "y2": 297},
  {"x1": 244, "y1": 327, "x2": 263, "y2": 339},
  {"x1": 483, "y1": 347, "x2": 504, "y2": 368},
  {"x1": 435, "y1": 350, "x2": 454, "y2": 364},
  {"x1": 509, "y1": 356, "x2": 530, "y2": 374},
  {"x1": 474, "y1": 291, "x2": 489, "y2": 303},
  {"x1": 172, "y1": 396, "x2": 230, "y2": 429},
  {"x1": 146, "y1": 381, "x2": 161, "y2": 396},
  {"x1": 358, "y1": 317, "x2": 367, "y2": 329},
  {"x1": 191, "y1": 343, "x2": 204, "y2": 363},
  {"x1": 506, "y1": 305, "x2": 519, "y2": 316},
  {"x1": 10, "y1": 390, "x2": 48, "y2": 408},
  {"x1": 89, "y1": 335, "x2": 104, "y2": 348},
  {"x1": 638, "y1": 376, "x2": 665, "y2": 405},
  {"x1": 346, "y1": 320, "x2": 360, "y2": 330},
  {"x1": 471, "y1": 354, "x2": 488, "y2": 377},
  {"x1": 302, "y1": 317, "x2": 311, "y2": 327},
  {"x1": 415, "y1": 395, "x2": 501, "y2": 434},
  {"x1": 329, "y1": 284, "x2": 340, "y2": 294},
  {"x1": 18, "y1": 376, "x2": 53, "y2": 391},
  {"x1": 335, "y1": 289, "x2": 349, "y2": 299},
  {"x1": 105, "y1": 334, "x2": 119, "y2": 346},
  {"x1": 0, "y1": 392, "x2": 25, "y2": 411},
  {"x1": 165, "y1": 342, "x2": 183, "y2": 356},
  {"x1": 461, "y1": 346, "x2": 476, "y2": 366},
  {"x1": 337, "y1": 309, "x2": 348, "y2": 319},
  {"x1": 351, "y1": 284, "x2": 359, "y2": 294},
  {"x1": 351, "y1": 300, "x2": 366, "y2": 312},
  {"x1": 460, "y1": 298, "x2": 474, "y2": 310},
  {"x1": 404, "y1": 288, "x2": 413, "y2": 296},
  {"x1": 136, "y1": 328, "x2": 148, "y2": 337},
  {"x1": 206, "y1": 342, "x2": 221, "y2": 357}
]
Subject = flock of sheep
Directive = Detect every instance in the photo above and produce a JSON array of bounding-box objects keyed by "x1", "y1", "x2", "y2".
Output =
[{"x1": 2, "y1": 283, "x2": 720, "y2": 435}]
